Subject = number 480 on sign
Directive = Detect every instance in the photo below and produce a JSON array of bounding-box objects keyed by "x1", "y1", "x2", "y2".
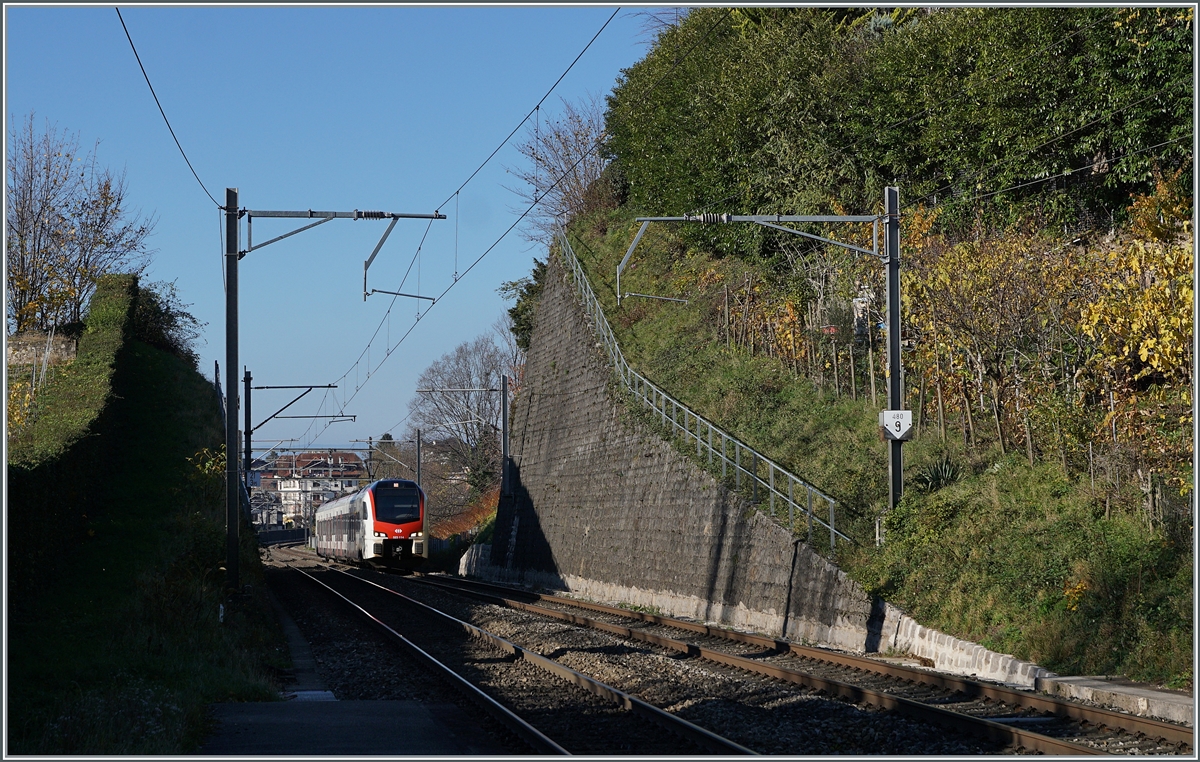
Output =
[{"x1": 879, "y1": 410, "x2": 913, "y2": 441}]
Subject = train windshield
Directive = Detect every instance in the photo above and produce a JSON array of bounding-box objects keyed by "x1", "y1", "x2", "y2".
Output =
[{"x1": 373, "y1": 485, "x2": 421, "y2": 524}]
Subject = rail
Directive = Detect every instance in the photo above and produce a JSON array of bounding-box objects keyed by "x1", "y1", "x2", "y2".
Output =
[{"x1": 555, "y1": 227, "x2": 851, "y2": 550}]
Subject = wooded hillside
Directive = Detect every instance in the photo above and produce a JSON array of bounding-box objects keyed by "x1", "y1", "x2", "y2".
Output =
[{"x1": 526, "y1": 7, "x2": 1194, "y2": 686}]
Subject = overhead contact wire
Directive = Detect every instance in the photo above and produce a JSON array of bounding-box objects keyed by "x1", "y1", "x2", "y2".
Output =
[
  {"x1": 434, "y1": 7, "x2": 620, "y2": 211},
  {"x1": 307, "y1": 8, "x2": 732, "y2": 446}
]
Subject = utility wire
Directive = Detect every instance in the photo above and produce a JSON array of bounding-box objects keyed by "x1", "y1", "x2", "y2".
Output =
[
  {"x1": 952, "y1": 135, "x2": 1193, "y2": 207},
  {"x1": 912, "y1": 78, "x2": 1192, "y2": 208},
  {"x1": 115, "y1": 7, "x2": 219, "y2": 208},
  {"x1": 434, "y1": 7, "x2": 620, "y2": 211},
  {"x1": 299, "y1": 8, "x2": 624, "y2": 445},
  {"x1": 302, "y1": 9, "x2": 734, "y2": 447}
]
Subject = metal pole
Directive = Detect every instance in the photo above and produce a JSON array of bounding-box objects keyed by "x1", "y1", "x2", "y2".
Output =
[
  {"x1": 885, "y1": 186, "x2": 904, "y2": 515},
  {"x1": 736, "y1": 445, "x2": 741, "y2": 490},
  {"x1": 501, "y1": 374, "x2": 509, "y2": 496},
  {"x1": 788, "y1": 478, "x2": 794, "y2": 532},
  {"x1": 707, "y1": 423, "x2": 713, "y2": 467},
  {"x1": 769, "y1": 464, "x2": 775, "y2": 515},
  {"x1": 224, "y1": 188, "x2": 240, "y2": 590},
  {"x1": 807, "y1": 488, "x2": 813, "y2": 545},
  {"x1": 243, "y1": 368, "x2": 252, "y2": 492},
  {"x1": 752, "y1": 451, "x2": 758, "y2": 504},
  {"x1": 830, "y1": 499, "x2": 836, "y2": 551},
  {"x1": 416, "y1": 428, "x2": 422, "y2": 489}
]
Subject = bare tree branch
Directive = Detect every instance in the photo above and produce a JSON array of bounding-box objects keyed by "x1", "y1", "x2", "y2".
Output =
[
  {"x1": 504, "y1": 93, "x2": 611, "y2": 245},
  {"x1": 6, "y1": 113, "x2": 155, "y2": 333},
  {"x1": 404, "y1": 334, "x2": 505, "y2": 498}
]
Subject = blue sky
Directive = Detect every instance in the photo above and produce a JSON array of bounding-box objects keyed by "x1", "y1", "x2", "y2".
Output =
[{"x1": 5, "y1": 4, "x2": 664, "y2": 450}]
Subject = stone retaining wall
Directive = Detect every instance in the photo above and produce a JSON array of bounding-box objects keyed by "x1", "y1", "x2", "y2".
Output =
[
  {"x1": 7, "y1": 331, "x2": 77, "y2": 367},
  {"x1": 483, "y1": 252, "x2": 1053, "y2": 688}
]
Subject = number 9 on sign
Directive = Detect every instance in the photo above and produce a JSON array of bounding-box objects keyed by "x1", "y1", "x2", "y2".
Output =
[{"x1": 879, "y1": 410, "x2": 913, "y2": 441}]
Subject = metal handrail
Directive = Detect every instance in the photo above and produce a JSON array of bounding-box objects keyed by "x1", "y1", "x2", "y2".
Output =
[{"x1": 555, "y1": 227, "x2": 851, "y2": 549}]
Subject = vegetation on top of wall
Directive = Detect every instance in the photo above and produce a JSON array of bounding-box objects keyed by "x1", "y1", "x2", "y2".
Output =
[
  {"x1": 557, "y1": 199, "x2": 1191, "y2": 688},
  {"x1": 7, "y1": 273, "x2": 137, "y2": 466},
  {"x1": 499, "y1": 258, "x2": 549, "y2": 352},
  {"x1": 8, "y1": 276, "x2": 208, "y2": 465}
]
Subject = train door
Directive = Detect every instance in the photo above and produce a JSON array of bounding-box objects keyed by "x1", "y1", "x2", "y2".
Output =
[{"x1": 358, "y1": 497, "x2": 373, "y2": 561}]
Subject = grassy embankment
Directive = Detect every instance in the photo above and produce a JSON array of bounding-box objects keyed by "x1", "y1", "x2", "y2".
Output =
[
  {"x1": 7, "y1": 275, "x2": 287, "y2": 754},
  {"x1": 556, "y1": 210, "x2": 1192, "y2": 689}
]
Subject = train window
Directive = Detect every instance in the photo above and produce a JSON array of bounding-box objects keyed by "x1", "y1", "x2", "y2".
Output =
[{"x1": 372, "y1": 485, "x2": 420, "y2": 524}]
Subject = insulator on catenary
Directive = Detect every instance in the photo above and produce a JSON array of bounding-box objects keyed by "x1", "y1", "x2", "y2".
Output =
[
  {"x1": 687, "y1": 213, "x2": 732, "y2": 224},
  {"x1": 356, "y1": 210, "x2": 386, "y2": 219}
]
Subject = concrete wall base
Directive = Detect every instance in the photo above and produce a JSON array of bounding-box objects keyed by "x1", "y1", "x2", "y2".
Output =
[
  {"x1": 460, "y1": 543, "x2": 1054, "y2": 688},
  {"x1": 1039, "y1": 676, "x2": 1193, "y2": 726}
]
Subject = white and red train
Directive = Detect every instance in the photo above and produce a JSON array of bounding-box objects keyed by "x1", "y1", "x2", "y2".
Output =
[{"x1": 314, "y1": 478, "x2": 428, "y2": 568}]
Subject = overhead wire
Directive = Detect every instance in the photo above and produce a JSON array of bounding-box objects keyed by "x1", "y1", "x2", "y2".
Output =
[
  {"x1": 951, "y1": 135, "x2": 1193, "y2": 207},
  {"x1": 297, "y1": 8, "x2": 622, "y2": 444},
  {"x1": 305, "y1": 7, "x2": 1162, "y2": 447},
  {"x1": 302, "y1": 8, "x2": 734, "y2": 447},
  {"x1": 910, "y1": 78, "x2": 1193, "y2": 208},
  {"x1": 115, "y1": 7, "x2": 219, "y2": 208},
  {"x1": 433, "y1": 7, "x2": 620, "y2": 212},
  {"x1": 296, "y1": 216, "x2": 436, "y2": 443}
]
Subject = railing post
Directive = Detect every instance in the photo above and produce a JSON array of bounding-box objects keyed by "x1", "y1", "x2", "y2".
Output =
[
  {"x1": 696, "y1": 413, "x2": 701, "y2": 457},
  {"x1": 830, "y1": 499, "x2": 836, "y2": 551},
  {"x1": 752, "y1": 452, "x2": 759, "y2": 504},
  {"x1": 807, "y1": 488, "x2": 813, "y2": 545},
  {"x1": 722, "y1": 435, "x2": 727, "y2": 480},
  {"x1": 788, "y1": 477, "x2": 794, "y2": 532},
  {"x1": 707, "y1": 423, "x2": 713, "y2": 467},
  {"x1": 769, "y1": 464, "x2": 775, "y2": 515},
  {"x1": 736, "y1": 445, "x2": 741, "y2": 490}
]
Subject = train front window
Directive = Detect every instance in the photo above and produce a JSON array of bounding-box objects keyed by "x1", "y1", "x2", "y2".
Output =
[{"x1": 373, "y1": 486, "x2": 420, "y2": 524}]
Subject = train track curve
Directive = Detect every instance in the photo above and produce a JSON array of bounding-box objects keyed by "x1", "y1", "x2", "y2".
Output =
[{"x1": 406, "y1": 571, "x2": 1192, "y2": 755}]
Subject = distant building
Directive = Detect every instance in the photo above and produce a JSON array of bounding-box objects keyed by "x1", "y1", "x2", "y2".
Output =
[
  {"x1": 250, "y1": 489, "x2": 283, "y2": 529},
  {"x1": 256, "y1": 451, "x2": 365, "y2": 527}
]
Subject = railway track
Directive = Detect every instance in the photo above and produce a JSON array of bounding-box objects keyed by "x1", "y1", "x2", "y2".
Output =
[
  {"x1": 292, "y1": 560, "x2": 999, "y2": 755},
  {"x1": 404, "y1": 572, "x2": 1193, "y2": 756},
  {"x1": 286, "y1": 561, "x2": 752, "y2": 755}
]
